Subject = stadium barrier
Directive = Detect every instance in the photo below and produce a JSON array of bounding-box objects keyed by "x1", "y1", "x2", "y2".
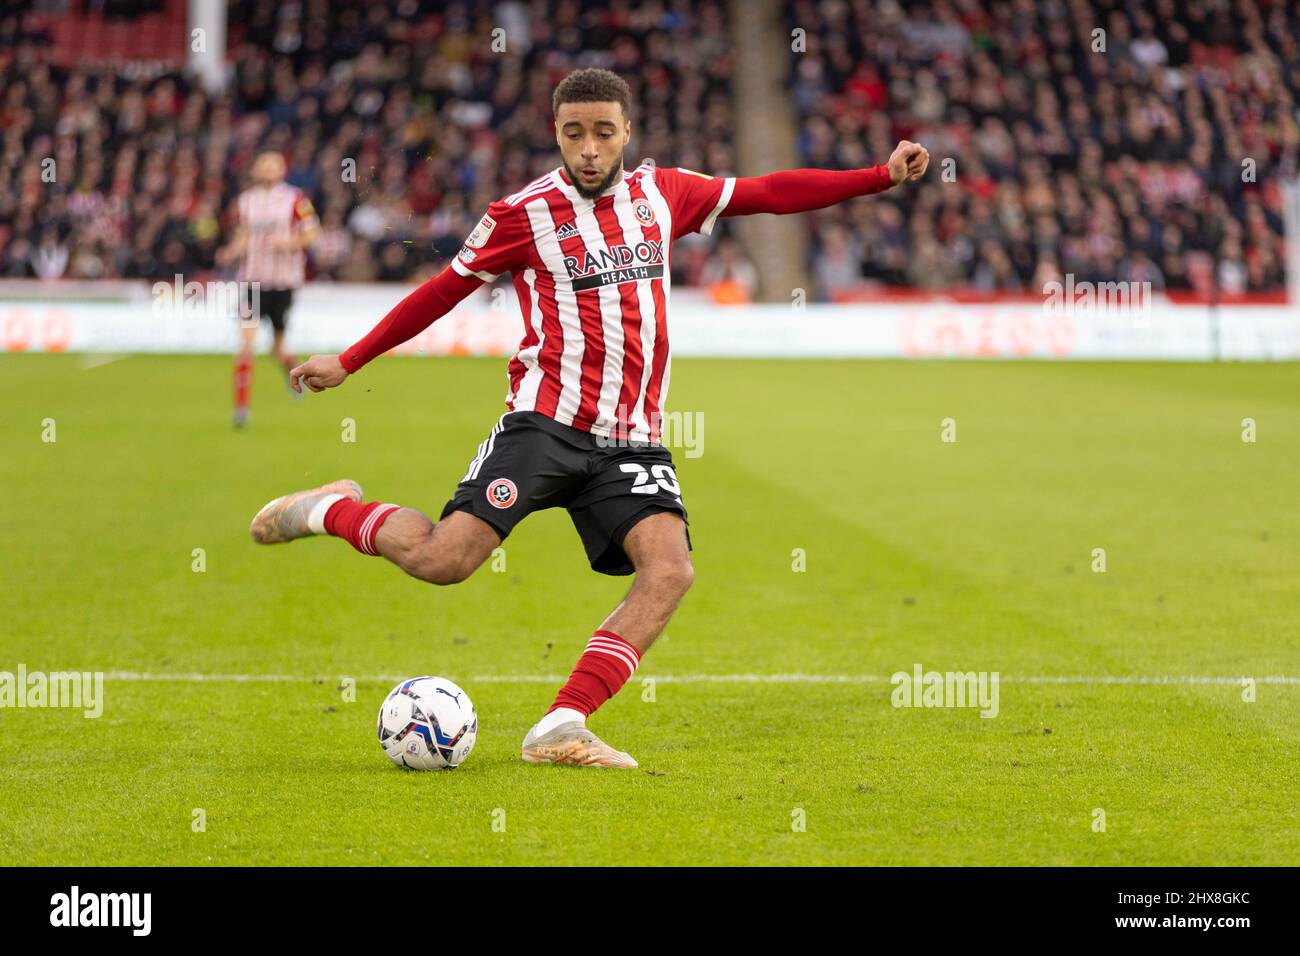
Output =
[{"x1": 1, "y1": 283, "x2": 1295, "y2": 360}]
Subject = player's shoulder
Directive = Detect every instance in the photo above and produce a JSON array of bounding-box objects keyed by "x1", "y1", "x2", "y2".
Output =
[
  {"x1": 624, "y1": 160, "x2": 657, "y2": 180},
  {"x1": 292, "y1": 188, "x2": 318, "y2": 220},
  {"x1": 464, "y1": 188, "x2": 537, "y2": 251},
  {"x1": 277, "y1": 182, "x2": 310, "y2": 204},
  {"x1": 616, "y1": 160, "x2": 655, "y2": 190},
  {"x1": 469, "y1": 173, "x2": 564, "y2": 243},
  {"x1": 499, "y1": 170, "x2": 564, "y2": 209},
  {"x1": 643, "y1": 162, "x2": 719, "y2": 193},
  {"x1": 651, "y1": 162, "x2": 713, "y2": 178}
]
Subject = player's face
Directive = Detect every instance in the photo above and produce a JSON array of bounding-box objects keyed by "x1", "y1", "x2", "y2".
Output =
[
  {"x1": 252, "y1": 153, "x2": 286, "y2": 187},
  {"x1": 555, "y1": 101, "x2": 630, "y2": 199}
]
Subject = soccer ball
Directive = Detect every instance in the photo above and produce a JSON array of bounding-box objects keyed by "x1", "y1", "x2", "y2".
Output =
[{"x1": 377, "y1": 676, "x2": 478, "y2": 770}]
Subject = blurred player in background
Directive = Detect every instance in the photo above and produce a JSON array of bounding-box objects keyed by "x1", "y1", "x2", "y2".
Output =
[
  {"x1": 250, "y1": 69, "x2": 928, "y2": 768},
  {"x1": 217, "y1": 151, "x2": 321, "y2": 428}
]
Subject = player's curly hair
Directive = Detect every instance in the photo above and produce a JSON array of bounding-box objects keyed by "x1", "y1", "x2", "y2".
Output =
[{"x1": 552, "y1": 68, "x2": 631, "y2": 118}]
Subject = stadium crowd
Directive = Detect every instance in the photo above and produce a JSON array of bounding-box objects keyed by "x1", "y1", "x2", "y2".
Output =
[
  {"x1": 0, "y1": 0, "x2": 736, "y2": 288},
  {"x1": 786, "y1": 0, "x2": 1298, "y2": 299},
  {"x1": 2, "y1": 0, "x2": 1298, "y2": 300}
]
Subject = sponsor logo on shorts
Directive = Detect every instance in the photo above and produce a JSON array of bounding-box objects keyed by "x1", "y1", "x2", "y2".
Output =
[
  {"x1": 633, "y1": 198, "x2": 656, "y2": 226},
  {"x1": 486, "y1": 478, "x2": 518, "y2": 509}
]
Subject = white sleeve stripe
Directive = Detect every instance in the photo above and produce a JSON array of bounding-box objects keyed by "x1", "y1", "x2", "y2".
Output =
[
  {"x1": 451, "y1": 257, "x2": 499, "y2": 283},
  {"x1": 699, "y1": 177, "x2": 735, "y2": 235}
]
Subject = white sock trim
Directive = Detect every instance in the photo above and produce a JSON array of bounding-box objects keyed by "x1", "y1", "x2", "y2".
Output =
[
  {"x1": 533, "y1": 707, "x2": 586, "y2": 737},
  {"x1": 307, "y1": 493, "x2": 345, "y2": 535}
]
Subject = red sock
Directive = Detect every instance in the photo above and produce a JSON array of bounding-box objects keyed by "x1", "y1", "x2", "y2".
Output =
[
  {"x1": 548, "y1": 630, "x2": 642, "y2": 718},
  {"x1": 323, "y1": 499, "x2": 399, "y2": 556},
  {"x1": 233, "y1": 351, "x2": 253, "y2": 412}
]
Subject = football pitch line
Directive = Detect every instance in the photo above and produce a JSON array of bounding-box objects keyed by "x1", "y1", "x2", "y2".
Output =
[{"x1": 98, "y1": 671, "x2": 1300, "y2": 686}]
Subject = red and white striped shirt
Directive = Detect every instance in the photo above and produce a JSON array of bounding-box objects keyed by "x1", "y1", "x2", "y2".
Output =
[
  {"x1": 340, "y1": 162, "x2": 895, "y2": 443},
  {"x1": 451, "y1": 163, "x2": 733, "y2": 442},
  {"x1": 235, "y1": 183, "x2": 319, "y2": 291}
]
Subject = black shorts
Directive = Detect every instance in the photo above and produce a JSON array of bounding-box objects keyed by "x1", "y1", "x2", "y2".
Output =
[
  {"x1": 242, "y1": 287, "x2": 294, "y2": 332},
  {"x1": 441, "y1": 411, "x2": 691, "y2": 576}
]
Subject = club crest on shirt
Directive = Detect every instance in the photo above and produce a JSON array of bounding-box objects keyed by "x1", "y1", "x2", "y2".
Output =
[
  {"x1": 633, "y1": 198, "x2": 656, "y2": 226},
  {"x1": 465, "y1": 214, "x2": 497, "y2": 249},
  {"x1": 486, "y1": 478, "x2": 518, "y2": 509}
]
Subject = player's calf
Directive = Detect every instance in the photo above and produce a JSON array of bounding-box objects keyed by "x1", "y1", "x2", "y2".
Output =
[
  {"x1": 601, "y1": 512, "x2": 695, "y2": 652},
  {"x1": 374, "y1": 509, "x2": 501, "y2": 586}
]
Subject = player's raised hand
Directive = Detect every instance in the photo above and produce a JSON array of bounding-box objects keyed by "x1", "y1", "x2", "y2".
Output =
[
  {"x1": 290, "y1": 354, "x2": 349, "y2": 393},
  {"x1": 887, "y1": 140, "x2": 930, "y2": 185}
]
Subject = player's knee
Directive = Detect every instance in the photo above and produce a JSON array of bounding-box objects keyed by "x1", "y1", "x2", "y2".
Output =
[
  {"x1": 677, "y1": 560, "x2": 695, "y2": 595},
  {"x1": 642, "y1": 557, "x2": 694, "y2": 597}
]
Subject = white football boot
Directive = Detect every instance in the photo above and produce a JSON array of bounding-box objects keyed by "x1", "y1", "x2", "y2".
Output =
[
  {"x1": 250, "y1": 479, "x2": 363, "y2": 544},
  {"x1": 521, "y1": 721, "x2": 638, "y2": 768}
]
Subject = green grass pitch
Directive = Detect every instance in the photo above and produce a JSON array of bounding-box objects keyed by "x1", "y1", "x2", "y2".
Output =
[{"x1": 1, "y1": 352, "x2": 1297, "y2": 866}]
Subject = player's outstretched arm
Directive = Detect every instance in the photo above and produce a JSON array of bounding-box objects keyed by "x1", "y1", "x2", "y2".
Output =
[
  {"x1": 722, "y1": 140, "x2": 929, "y2": 218},
  {"x1": 290, "y1": 266, "x2": 483, "y2": 393}
]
